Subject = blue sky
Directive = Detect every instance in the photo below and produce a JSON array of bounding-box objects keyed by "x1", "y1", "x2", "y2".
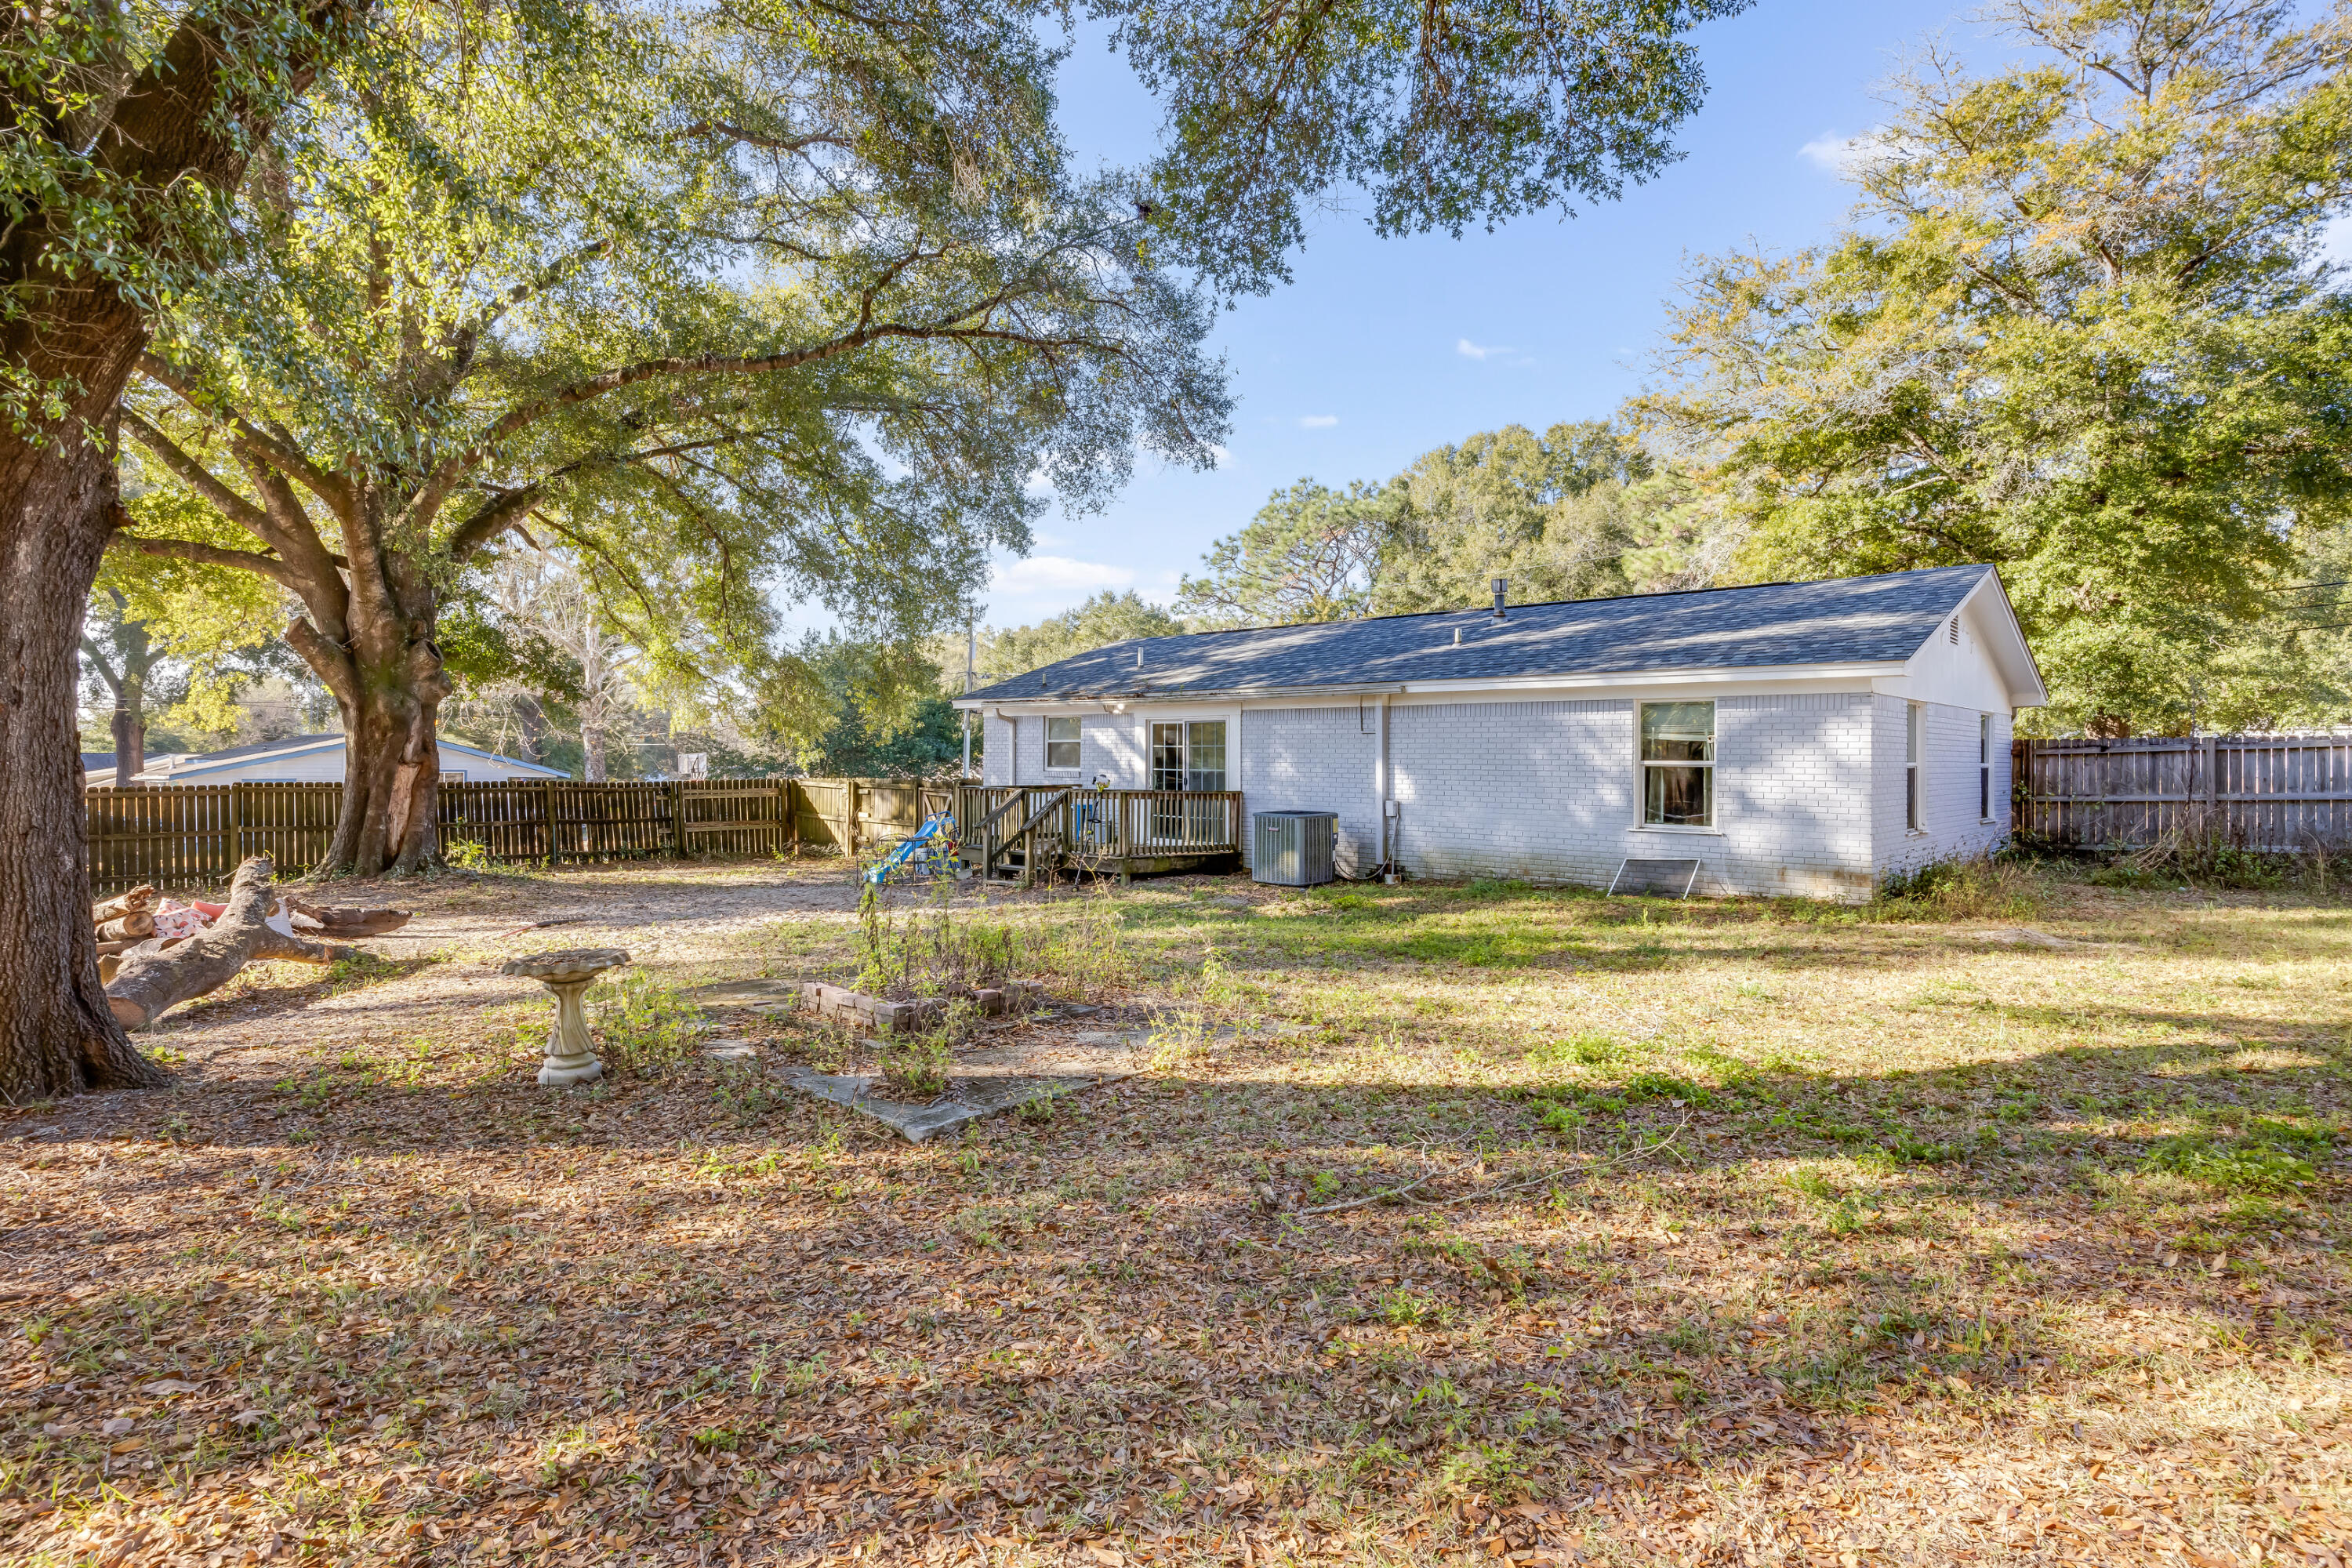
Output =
[{"x1": 978, "y1": 0, "x2": 1998, "y2": 627}]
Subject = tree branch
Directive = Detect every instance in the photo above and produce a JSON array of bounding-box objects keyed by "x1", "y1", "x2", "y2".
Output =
[
  {"x1": 119, "y1": 408, "x2": 274, "y2": 536},
  {"x1": 81, "y1": 639, "x2": 124, "y2": 698},
  {"x1": 136, "y1": 353, "x2": 352, "y2": 516},
  {"x1": 111, "y1": 532, "x2": 303, "y2": 591},
  {"x1": 397, "y1": 310, "x2": 1116, "y2": 532},
  {"x1": 443, "y1": 485, "x2": 546, "y2": 564}
]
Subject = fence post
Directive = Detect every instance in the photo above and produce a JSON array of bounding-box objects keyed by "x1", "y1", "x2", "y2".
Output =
[{"x1": 671, "y1": 781, "x2": 687, "y2": 862}]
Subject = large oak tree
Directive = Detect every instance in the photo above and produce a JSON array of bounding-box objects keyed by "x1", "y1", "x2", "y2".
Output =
[
  {"x1": 2, "y1": 0, "x2": 363, "y2": 1100},
  {"x1": 6, "y1": 0, "x2": 1748, "y2": 1094},
  {"x1": 124, "y1": 0, "x2": 1231, "y2": 877}
]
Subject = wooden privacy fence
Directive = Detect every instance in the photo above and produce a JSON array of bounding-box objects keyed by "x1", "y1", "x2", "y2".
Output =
[
  {"x1": 2014, "y1": 735, "x2": 2352, "y2": 849},
  {"x1": 84, "y1": 776, "x2": 956, "y2": 894}
]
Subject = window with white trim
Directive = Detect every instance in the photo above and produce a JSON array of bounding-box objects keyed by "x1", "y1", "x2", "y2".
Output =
[
  {"x1": 1905, "y1": 702, "x2": 1924, "y2": 830},
  {"x1": 1639, "y1": 701, "x2": 1714, "y2": 827},
  {"x1": 1979, "y1": 713, "x2": 1993, "y2": 820},
  {"x1": 1044, "y1": 715, "x2": 1080, "y2": 771}
]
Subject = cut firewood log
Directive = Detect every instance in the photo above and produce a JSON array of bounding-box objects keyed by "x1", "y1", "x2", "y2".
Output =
[
  {"x1": 96, "y1": 911, "x2": 156, "y2": 942},
  {"x1": 105, "y1": 855, "x2": 355, "y2": 1031},
  {"x1": 285, "y1": 898, "x2": 414, "y2": 937},
  {"x1": 93, "y1": 885, "x2": 158, "y2": 924}
]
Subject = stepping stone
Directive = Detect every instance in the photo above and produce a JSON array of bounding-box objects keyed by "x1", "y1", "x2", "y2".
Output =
[
  {"x1": 688, "y1": 978, "x2": 802, "y2": 1014},
  {"x1": 702, "y1": 1039, "x2": 759, "y2": 1062},
  {"x1": 777, "y1": 1029, "x2": 1149, "y2": 1142}
]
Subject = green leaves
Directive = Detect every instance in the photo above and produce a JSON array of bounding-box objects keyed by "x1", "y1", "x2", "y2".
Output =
[
  {"x1": 1646, "y1": 0, "x2": 2352, "y2": 732},
  {"x1": 1177, "y1": 480, "x2": 1399, "y2": 626},
  {"x1": 1098, "y1": 0, "x2": 1755, "y2": 293}
]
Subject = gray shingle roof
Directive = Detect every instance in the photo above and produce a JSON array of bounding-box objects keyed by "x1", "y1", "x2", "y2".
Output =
[
  {"x1": 967, "y1": 564, "x2": 1998, "y2": 701},
  {"x1": 179, "y1": 731, "x2": 344, "y2": 764}
]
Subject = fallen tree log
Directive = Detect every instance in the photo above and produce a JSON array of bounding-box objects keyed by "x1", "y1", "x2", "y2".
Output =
[
  {"x1": 93, "y1": 885, "x2": 158, "y2": 924},
  {"x1": 105, "y1": 856, "x2": 357, "y2": 1031},
  {"x1": 285, "y1": 898, "x2": 414, "y2": 937},
  {"x1": 96, "y1": 911, "x2": 155, "y2": 942}
]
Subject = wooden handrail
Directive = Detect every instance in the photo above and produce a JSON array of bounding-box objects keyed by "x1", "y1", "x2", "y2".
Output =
[
  {"x1": 968, "y1": 789, "x2": 1027, "y2": 838},
  {"x1": 991, "y1": 787, "x2": 1074, "y2": 881}
]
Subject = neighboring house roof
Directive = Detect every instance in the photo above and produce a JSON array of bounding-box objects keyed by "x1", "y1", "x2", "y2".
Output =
[
  {"x1": 436, "y1": 739, "x2": 569, "y2": 779},
  {"x1": 143, "y1": 732, "x2": 568, "y2": 782},
  {"x1": 82, "y1": 751, "x2": 114, "y2": 773},
  {"x1": 961, "y1": 564, "x2": 2047, "y2": 706}
]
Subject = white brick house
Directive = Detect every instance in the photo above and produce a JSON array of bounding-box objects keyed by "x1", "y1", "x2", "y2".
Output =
[{"x1": 957, "y1": 565, "x2": 2045, "y2": 900}]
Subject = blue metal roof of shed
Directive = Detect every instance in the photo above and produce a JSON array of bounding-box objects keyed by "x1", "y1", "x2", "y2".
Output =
[{"x1": 965, "y1": 564, "x2": 2011, "y2": 702}]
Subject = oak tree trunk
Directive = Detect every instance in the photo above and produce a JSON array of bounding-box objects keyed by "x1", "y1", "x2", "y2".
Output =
[
  {"x1": 295, "y1": 608, "x2": 452, "y2": 877},
  {"x1": 0, "y1": 425, "x2": 168, "y2": 1100},
  {"x1": 112, "y1": 703, "x2": 147, "y2": 782},
  {"x1": 0, "y1": 0, "x2": 354, "y2": 1098}
]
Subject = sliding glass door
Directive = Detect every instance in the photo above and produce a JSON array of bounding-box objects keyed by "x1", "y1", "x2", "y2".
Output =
[{"x1": 1148, "y1": 720, "x2": 1227, "y2": 843}]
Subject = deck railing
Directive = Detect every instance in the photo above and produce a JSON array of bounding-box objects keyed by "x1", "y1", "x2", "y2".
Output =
[{"x1": 953, "y1": 785, "x2": 1243, "y2": 878}]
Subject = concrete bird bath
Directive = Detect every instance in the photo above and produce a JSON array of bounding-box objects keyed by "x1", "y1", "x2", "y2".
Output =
[{"x1": 502, "y1": 948, "x2": 630, "y2": 1086}]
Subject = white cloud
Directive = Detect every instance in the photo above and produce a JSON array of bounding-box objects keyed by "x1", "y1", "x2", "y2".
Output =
[
  {"x1": 1297, "y1": 414, "x2": 1339, "y2": 429},
  {"x1": 1800, "y1": 126, "x2": 1910, "y2": 180},
  {"x1": 1457, "y1": 338, "x2": 1513, "y2": 361},
  {"x1": 988, "y1": 555, "x2": 1135, "y2": 594},
  {"x1": 1205, "y1": 442, "x2": 1232, "y2": 466}
]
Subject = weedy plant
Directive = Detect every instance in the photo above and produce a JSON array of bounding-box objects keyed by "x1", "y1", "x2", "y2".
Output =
[
  {"x1": 876, "y1": 1003, "x2": 975, "y2": 1097},
  {"x1": 1874, "y1": 853, "x2": 2042, "y2": 919},
  {"x1": 443, "y1": 837, "x2": 495, "y2": 872},
  {"x1": 856, "y1": 880, "x2": 1027, "y2": 1000},
  {"x1": 588, "y1": 971, "x2": 706, "y2": 1075}
]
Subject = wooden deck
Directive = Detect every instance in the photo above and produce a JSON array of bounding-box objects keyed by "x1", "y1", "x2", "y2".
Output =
[{"x1": 953, "y1": 786, "x2": 1243, "y2": 884}]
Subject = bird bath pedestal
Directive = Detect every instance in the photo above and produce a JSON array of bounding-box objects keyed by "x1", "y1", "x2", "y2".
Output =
[{"x1": 502, "y1": 948, "x2": 630, "y2": 1087}]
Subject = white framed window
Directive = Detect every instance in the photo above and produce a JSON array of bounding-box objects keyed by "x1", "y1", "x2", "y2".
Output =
[
  {"x1": 1979, "y1": 713, "x2": 1993, "y2": 820},
  {"x1": 1906, "y1": 702, "x2": 1925, "y2": 831},
  {"x1": 1639, "y1": 701, "x2": 1714, "y2": 827},
  {"x1": 1044, "y1": 716, "x2": 1081, "y2": 770}
]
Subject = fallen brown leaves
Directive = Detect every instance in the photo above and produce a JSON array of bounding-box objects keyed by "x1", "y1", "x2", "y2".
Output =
[{"x1": 1, "y1": 859, "x2": 2348, "y2": 1567}]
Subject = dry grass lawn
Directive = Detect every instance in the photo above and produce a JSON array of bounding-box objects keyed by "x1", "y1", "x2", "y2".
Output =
[{"x1": 2, "y1": 855, "x2": 2347, "y2": 1567}]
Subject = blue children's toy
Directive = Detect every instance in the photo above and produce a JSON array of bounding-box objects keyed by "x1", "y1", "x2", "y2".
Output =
[{"x1": 863, "y1": 812, "x2": 960, "y2": 885}]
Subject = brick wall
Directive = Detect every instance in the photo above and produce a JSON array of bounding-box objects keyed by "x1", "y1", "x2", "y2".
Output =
[
  {"x1": 1871, "y1": 696, "x2": 2010, "y2": 880},
  {"x1": 984, "y1": 690, "x2": 2014, "y2": 899},
  {"x1": 1385, "y1": 694, "x2": 1878, "y2": 899},
  {"x1": 1082, "y1": 715, "x2": 1145, "y2": 786},
  {"x1": 981, "y1": 715, "x2": 1018, "y2": 786},
  {"x1": 1236, "y1": 706, "x2": 1382, "y2": 875}
]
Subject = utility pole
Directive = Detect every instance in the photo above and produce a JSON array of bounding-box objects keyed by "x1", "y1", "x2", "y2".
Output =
[{"x1": 961, "y1": 625, "x2": 977, "y2": 779}]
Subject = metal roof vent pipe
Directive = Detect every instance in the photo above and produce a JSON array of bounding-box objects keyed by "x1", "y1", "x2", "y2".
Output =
[{"x1": 1492, "y1": 576, "x2": 1508, "y2": 619}]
